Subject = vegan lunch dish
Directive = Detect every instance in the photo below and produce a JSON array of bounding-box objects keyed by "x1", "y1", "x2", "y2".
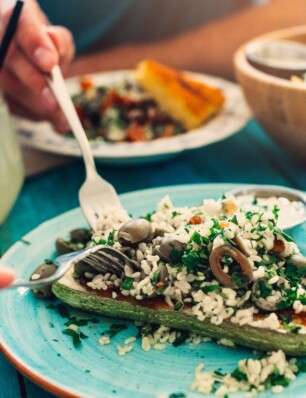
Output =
[
  {"x1": 30, "y1": 193, "x2": 306, "y2": 397},
  {"x1": 72, "y1": 60, "x2": 225, "y2": 142}
]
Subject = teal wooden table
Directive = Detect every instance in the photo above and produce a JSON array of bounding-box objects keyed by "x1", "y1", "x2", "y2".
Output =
[{"x1": 1, "y1": 120, "x2": 306, "y2": 398}]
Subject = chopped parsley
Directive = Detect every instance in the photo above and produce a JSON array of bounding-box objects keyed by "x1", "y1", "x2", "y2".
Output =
[
  {"x1": 232, "y1": 273, "x2": 249, "y2": 290},
  {"x1": 274, "y1": 227, "x2": 294, "y2": 242},
  {"x1": 172, "y1": 211, "x2": 182, "y2": 218},
  {"x1": 297, "y1": 360, "x2": 306, "y2": 373},
  {"x1": 96, "y1": 230, "x2": 116, "y2": 246},
  {"x1": 230, "y1": 215, "x2": 238, "y2": 225},
  {"x1": 172, "y1": 331, "x2": 189, "y2": 347},
  {"x1": 282, "y1": 322, "x2": 301, "y2": 334},
  {"x1": 173, "y1": 301, "x2": 184, "y2": 311},
  {"x1": 245, "y1": 211, "x2": 254, "y2": 220},
  {"x1": 142, "y1": 211, "x2": 155, "y2": 222},
  {"x1": 63, "y1": 328, "x2": 88, "y2": 347},
  {"x1": 169, "y1": 248, "x2": 183, "y2": 263},
  {"x1": 64, "y1": 316, "x2": 99, "y2": 327},
  {"x1": 272, "y1": 205, "x2": 280, "y2": 220},
  {"x1": 277, "y1": 287, "x2": 298, "y2": 309},
  {"x1": 255, "y1": 279, "x2": 273, "y2": 298},
  {"x1": 47, "y1": 303, "x2": 70, "y2": 318},
  {"x1": 202, "y1": 284, "x2": 221, "y2": 294},
  {"x1": 121, "y1": 277, "x2": 134, "y2": 290},
  {"x1": 189, "y1": 231, "x2": 202, "y2": 245},
  {"x1": 211, "y1": 218, "x2": 221, "y2": 229},
  {"x1": 136, "y1": 323, "x2": 160, "y2": 338},
  {"x1": 182, "y1": 250, "x2": 202, "y2": 273},
  {"x1": 20, "y1": 238, "x2": 31, "y2": 245},
  {"x1": 151, "y1": 270, "x2": 160, "y2": 286},
  {"x1": 105, "y1": 323, "x2": 127, "y2": 337},
  {"x1": 231, "y1": 368, "x2": 247, "y2": 381}
]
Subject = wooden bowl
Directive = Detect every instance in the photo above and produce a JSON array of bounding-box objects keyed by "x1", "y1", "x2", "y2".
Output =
[{"x1": 234, "y1": 25, "x2": 306, "y2": 164}]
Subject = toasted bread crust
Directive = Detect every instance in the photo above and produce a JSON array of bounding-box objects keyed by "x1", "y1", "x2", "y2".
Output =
[{"x1": 135, "y1": 60, "x2": 225, "y2": 130}]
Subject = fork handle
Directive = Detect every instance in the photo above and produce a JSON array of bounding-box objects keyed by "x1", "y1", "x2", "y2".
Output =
[{"x1": 47, "y1": 65, "x2": 97, "y2": 179}]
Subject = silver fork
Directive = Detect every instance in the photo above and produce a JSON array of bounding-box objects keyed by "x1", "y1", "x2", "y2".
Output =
[
  {"x1": 6, "y1": 244, "x2": 140, "y2": 290},
  {"x1": 47, "y1": 65, "x2": 123, "y2": 230}
]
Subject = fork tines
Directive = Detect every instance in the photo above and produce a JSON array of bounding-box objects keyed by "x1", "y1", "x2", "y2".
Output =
[
  {"x1": 96, "y1": 250, "x2": 125, "y2": 275},
  {"x1": 81, "y1": 245, "x2": 142, "y2": 277},
  {"x1": 82, "y1": 249, "x2": 124, "y2": 276}
]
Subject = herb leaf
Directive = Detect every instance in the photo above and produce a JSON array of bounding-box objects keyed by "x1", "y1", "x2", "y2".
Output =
[
  {"x1": 105, "y1": 323, "x2": 127, "y2": 337},
  {"x1": 122, "y1": 277, "x2": 134, "y2": 290}
]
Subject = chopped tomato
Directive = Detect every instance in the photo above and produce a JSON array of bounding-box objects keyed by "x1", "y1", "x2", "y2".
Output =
[
  {"x1": 101, "y1": 90, "x2": 136, "y2": 112},
  {"x1": 75, "y1": 105, "x2": 86, "y2": 121},
  {"x1": 127, "y1": 123, "x2": 148, "y2": 142},
  {"x1": 80, "y1": 76, "x2": 94, "y2": 91},
  {"x1": 75, "y1": 105, "x2": 91, "y2": 129},
  {"x1": 162, "y1": 124, "x2": 174, "y2": 138},
  {"x1": 188, "y1": 215, "x2": 203, "y2": 225},
  {"x1": 74, "y1": 81, "x2": 187, "y2": 142},
  {"x1": 272, "y1": 238, "x2": 285, "y2": 253}
]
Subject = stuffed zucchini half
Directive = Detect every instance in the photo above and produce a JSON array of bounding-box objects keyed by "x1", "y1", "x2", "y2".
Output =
[
  {"x1": 49, "y1": 194, "x2": 306, "y2": 356},
  {"x1": 52, "y1": 267, "x2": 306, "y2": 356}
]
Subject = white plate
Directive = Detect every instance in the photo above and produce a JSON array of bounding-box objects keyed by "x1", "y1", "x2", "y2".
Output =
[{"x1": 14, "y1": 70, "x2": 251, "y2": 166}]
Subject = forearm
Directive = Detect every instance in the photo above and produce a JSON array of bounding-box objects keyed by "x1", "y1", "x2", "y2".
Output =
[{"x1": 67, "y1": 0, "x2": 306, "y2": 80}]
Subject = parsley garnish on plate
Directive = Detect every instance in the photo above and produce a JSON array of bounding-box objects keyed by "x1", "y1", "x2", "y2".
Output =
[
  {"x1": 104, "y1": 323, "x2": 127, "y2": 337},
  {"x1": 63, "y1": 328, "x2": 88, "y2": 347},
  {"x1": 47, "y1": 303, "x2": 70, "y2": 318}
]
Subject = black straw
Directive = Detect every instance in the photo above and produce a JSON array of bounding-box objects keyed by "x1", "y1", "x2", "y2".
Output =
[{"x1": 0, "y1": 0, "x2": 24, "y2": 70}]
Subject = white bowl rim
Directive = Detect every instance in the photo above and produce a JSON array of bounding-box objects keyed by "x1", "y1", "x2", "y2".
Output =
[
  {"x1": 234, "y1": 25, "x2": 306, "y2": 90},
  {"x1": 245, "y1": 39, "x2": 306, "y2": 70}
]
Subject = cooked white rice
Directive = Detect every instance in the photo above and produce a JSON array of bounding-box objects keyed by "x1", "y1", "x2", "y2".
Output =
[{"x1": 87, "y1": 194, "x2": 306, "y2": 334}]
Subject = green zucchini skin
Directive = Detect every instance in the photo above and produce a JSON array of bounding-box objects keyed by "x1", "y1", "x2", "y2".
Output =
[{"x1": 52, "y1": 281, "x2": 306, "y2": 356}]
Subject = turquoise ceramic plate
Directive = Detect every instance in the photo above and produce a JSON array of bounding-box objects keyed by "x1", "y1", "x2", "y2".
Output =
[{"x1": 0, "y1": 184, "x2": 305, "y2": 398}]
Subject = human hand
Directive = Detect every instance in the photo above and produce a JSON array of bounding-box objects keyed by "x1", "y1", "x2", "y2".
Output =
[
  {"x1": 0, "y1": 267, "x2": 15, "y2": 288},
  {"x1": 0, "y1": 0, "x2": 75, "y2": 132}
]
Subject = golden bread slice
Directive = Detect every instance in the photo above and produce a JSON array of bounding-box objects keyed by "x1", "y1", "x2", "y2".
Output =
[{"x1": 135, "y1": 60, "x2": 225, "y2": 130}]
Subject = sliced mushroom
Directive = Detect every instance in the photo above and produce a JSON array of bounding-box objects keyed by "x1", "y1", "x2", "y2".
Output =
[
  {"x1": 154, "y1": 226, "x2": 166, "y2": 238},
  {"x1": 153, "y1": 236, "x2": 185, "y2": 263},
  {"x1": 118, "y1": 218, "x2": 154, "y2": 247},
  {"x1": 234, "y1": 235, "x2": 251, "y2": 256},
  {"x1": 30, "y1": 263, "x2": 57, "y2": 299},
  {"x1": 276, "y1": 276, "x2": 290, "y2": 290},
  {"x1": 145, "y1": 263, "x2": 169, "y2": 299},
  {"x1": 253, "y1": 296, "x2": 279, "y2": 312},
  {"x1": 251, "y1": 278, "x2": 283, "y2": 312},
  {"x1": 158, "y1": 263, "x2": 169, "y2": 282},
  {"x1": 70, "y1": 228, "x2": 92, "y2": 244},
  {"x1": 56, "y1": 238, "x2": 84, "y2": 255},
  {"x1": 209, "y1": 245, "x2": 253, "y2": 288},
  {"x1": 56, "y1": 228, "x2": 92, "y2": 255}
]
